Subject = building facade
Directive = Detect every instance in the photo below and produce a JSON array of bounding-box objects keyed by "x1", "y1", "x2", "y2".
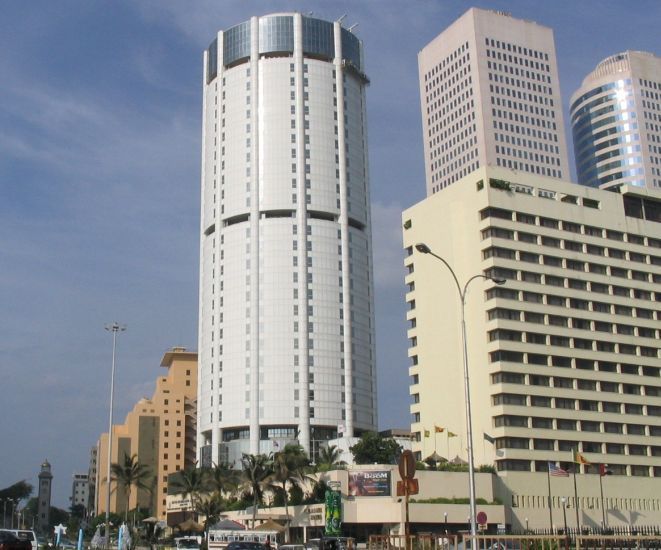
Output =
[
  {"x1": 571, "y1": 50, "x2": 661, "y2": 191},
  {"x1": 95, "y1": 347, "x2": 197, "y2": 520},
  {"x1": 70, "y1": 473, "x2": 89, "y2": 511},
  {"x1": 418, "y1": 8, "x2": 569, "y2": 196},
  {"x1": 403, "y1": 166, "x2": 661, "y2": 477},
  {"x1": 87, "y1": 445, "x2": 98, "y2": 517},
  {"x1": 197, "y1": 13, "x2": 377, "y2": 466}
]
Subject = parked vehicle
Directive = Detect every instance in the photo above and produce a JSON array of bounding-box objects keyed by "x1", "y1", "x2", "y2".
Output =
[
  {"x1": 0, "y1": 531, "x2": 32, "y2": 550},
  {"x1": 0, "y1": 530, "x2": 37, "y2": 550},
  {"x1": 176, "y1": 538, "x2": 201, "y2": 550}
]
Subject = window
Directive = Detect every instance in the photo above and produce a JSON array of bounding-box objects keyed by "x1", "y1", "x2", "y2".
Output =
[
  {"x1": 531, "y1": 417, "x2": 553, "y2": 429},
  {"x1": 557, "y1": 419, "x2": 576, "y2": 430},
  {"x1": 581, "y1": 420, "x2": 600, "y2": 431}
]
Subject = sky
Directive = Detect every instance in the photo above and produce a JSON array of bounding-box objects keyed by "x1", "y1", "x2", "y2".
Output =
[{"x1": 0, "y1": 0, "x2": 659, "y2": 510}]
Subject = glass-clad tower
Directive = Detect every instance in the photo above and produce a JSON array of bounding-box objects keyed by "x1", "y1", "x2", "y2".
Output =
[
  {"x1": 570, "y1": 51, "x2": 661, "y2": 190},
  {"x1": 197, "y1": 13, "x2": 377, "y2": 466}
]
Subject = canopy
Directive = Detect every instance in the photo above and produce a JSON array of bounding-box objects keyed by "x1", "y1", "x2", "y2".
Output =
[
  {"x1": 249, "y1": 519, "x2": 285, "y2": 533},
  {"x1": 209, "y1": 518, "x2": 246, "y2": 531},
  {"x1": 425, "y1": 452, "x2": 447, "y2": 463},
  {"x1": 177, "y1": 519, "x2": 205, "y2": 532}
]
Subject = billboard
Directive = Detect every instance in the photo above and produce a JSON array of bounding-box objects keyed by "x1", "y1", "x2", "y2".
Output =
[{"x1": 348, "y1": 470, "x2": 391, "y2": 497}]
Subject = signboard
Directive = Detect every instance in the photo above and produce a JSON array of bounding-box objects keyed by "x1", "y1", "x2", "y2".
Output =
[
  {"x1": 348, "y1": 470, "x2": 391, "y2": 497},
  {"x1": 396, "y1": 479, "x2": 419, "y2": 497},
  {"x1": 166, "y1": 495, "x2": 193, "y2": 512},
  {"x1": 324, "y1": 490, "x2": 342, "y2": 536}
]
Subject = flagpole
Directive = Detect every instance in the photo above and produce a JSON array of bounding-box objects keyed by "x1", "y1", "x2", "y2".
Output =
[
  {"x1": 599, "y1": 471, "x2": 606, "y2": 530},
  {"x1": 546, "y1": 466, "x2": 553, "y2": 532},
  {"x1": 572, "y1": 466, "x2": 580, "y2": 532}
]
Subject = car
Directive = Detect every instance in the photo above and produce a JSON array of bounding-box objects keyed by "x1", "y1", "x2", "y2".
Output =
[
  {"x1": 279, "y1": 545, "x2": 305, "y2": 550},
  {"x1": 225, "y1": 543, "x2": 269, "y2": 550},
  {"x1": 176, "y1": 538, "x2": 201, "y2": 550},
  {"x1": 0, "y1": 531, "x2": 32, "y2": 550},
  {"x1": 0, "y1": 531, "x2": 37, "y2": 550}
]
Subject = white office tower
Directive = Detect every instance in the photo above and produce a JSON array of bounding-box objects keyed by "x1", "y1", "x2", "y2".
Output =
[
  {"x1": 570, "y1": 51, "x2": 661, "y2": 190},
  {"x1": 197, "y1": 14, "x2": 377, "y2": 466},
  {"x1": 418, "y1": 8, "x2": 570, "y2": 196}
]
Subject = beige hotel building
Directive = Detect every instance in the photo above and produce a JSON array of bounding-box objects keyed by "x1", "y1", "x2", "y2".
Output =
[
  {"x1": 403, "y1": 165, "x2": 661, "y2": 477},
  {"x1": 95, "y1": 347, "x2": 197, "y2": 520}
]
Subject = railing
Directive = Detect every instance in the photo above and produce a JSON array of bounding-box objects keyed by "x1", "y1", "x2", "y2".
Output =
[{"x1": 369, "y1": 533, "x2": 661, "y2": 550}]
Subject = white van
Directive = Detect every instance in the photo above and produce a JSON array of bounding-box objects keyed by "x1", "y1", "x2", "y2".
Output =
[{"x1": 0, "y1": 529, "x2": 38, "y2": 550}]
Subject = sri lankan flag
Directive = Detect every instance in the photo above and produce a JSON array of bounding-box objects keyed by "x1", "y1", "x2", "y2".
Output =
[
  {"x1": 573, "y1": 450, "x2": 591, "y2": 465},
  {"x1": 435, "y1": 426, "x2": 444, "y2": 433}
]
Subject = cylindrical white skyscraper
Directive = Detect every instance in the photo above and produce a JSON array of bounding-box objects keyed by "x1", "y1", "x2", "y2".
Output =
[{"x1": 197, "y1": 13, "x2": 377, "y2": 466}]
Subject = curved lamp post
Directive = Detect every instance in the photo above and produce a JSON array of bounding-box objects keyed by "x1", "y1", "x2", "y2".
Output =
[
  {"x1": 415, "y1": 243, "x2": 505, "y2": 537},
  {"x1": 104, "y1": 322, "x2": 126, "y2": 549}
]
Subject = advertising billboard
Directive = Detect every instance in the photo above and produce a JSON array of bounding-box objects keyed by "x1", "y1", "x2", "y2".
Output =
[{"x1": 348, "y1": 470, "x2": 391, "y2": 497}]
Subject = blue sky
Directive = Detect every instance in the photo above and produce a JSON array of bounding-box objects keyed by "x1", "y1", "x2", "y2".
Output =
[{"x1": 0, "y1": 0, "x2": 659, "y2": 509}]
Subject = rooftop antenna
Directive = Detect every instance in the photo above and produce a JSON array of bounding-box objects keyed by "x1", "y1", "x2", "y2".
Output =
[
  {"x1": 337, "y1": 14, "x2": 347, "y2": 23},
  {"x1": 348, "y1": 23, "x2": 359, "y2": 32}
]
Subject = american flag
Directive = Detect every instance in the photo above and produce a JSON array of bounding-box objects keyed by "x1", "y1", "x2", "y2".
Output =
[{"x1": 548, "y1": 462, "x2": 569, "y2": 477}]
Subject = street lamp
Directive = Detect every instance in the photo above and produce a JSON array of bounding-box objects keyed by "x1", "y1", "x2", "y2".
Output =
[
  {"x1": 561, "y1": 497, "x2": 568, "y2": 535},
  {"x1": 104, "y1": 322, "x2": 126, "y2": 549},
  {"x1": 415, "y1": 242, "x2": 506, "y2": 537}
]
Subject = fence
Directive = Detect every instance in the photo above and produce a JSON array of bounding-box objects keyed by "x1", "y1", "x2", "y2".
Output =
[{"x1": 368, "y1": 533, "x2": 661, "y2": 550}]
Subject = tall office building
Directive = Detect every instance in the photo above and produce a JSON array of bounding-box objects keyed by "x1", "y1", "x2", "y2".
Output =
[
  {"x1": 197, "y1": 14, "x2": 377, "y2": 466},
  {"x1": 418, "y1": 8, "x2": 569, "y2": 196},
  {"x1": 403, "y1": 166, "x2": 661, "y2": 477},
  {"x1": 571, "y1": 50, "x2": 661, "y2": 190}
]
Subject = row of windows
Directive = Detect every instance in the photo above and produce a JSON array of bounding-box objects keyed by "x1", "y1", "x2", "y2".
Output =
[
  {"x1": 495, "y1": 437, "x2": 660, "y2": 458},
  {"x1": 499, "y1": 459, "x2": 660, "y2": 478},
  {"x1": 495, "y1": 414, "x2": 661, "y2": 436},
  {"x1": 480, "y1": 206, "x2": 659, "y2": 245},
  {"x1": 485, "y1": 37, "x2": 549, "y2": 63},
  {"x1": 491, "y1": 371, "x2": 660, "y2": 395},
  {"x1": 489, "y1": 350, "x2": 659, "y2": 377},
  {"x1": 492, "y1": 392, "x2": 661, "y2": 415},
  {"x1": 488, "y1": 307, "x2": 658, "y2": 343}
]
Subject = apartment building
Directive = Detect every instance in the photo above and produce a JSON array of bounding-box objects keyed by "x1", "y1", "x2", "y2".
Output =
[
  {"x1": 70, "y1": 473, "x2": 89, "y2": 510},
  {"x1": 95, "y1": 347, "x2": 197, "y2": 520},
  {"x1": 418, "y1": 8, "x2": 569, "y2": 196},
  {"x1": 403, "y1": 166, "x2": 661, "y2": 478}
]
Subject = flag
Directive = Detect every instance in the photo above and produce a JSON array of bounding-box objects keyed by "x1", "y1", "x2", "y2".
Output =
[
  {"x1": 424, "y1": 430, "x2": 430, "y2": 438},
  {"x1": 448, "y1": 431, "x2": 458, "y2": 438},
  {"x1": 483, "y1": 433, "x2": 495, "y2": 444},
  {"x1": 548, "y1": 462, "x2": 569, "y2": 477},
  {"x1": 599, "y1": 464, "x2": 612, "y2": 477},
  {"x1": 272, "y1": 440, "x2": 280, "y2": 450},
  {"x1": 573, "y1": 451, "x2": 591, "y2": 465},
  {"x1": 435, "y1": 426, "x2": 444, "y2": 433}
]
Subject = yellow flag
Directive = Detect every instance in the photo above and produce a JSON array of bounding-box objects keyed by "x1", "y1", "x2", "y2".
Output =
[
  {"x1": 424, "y1": 430, "x2": 430, "y2": 438},
  {"x1": 448, "y1": 431, "x2": 458, "y2": 438}
]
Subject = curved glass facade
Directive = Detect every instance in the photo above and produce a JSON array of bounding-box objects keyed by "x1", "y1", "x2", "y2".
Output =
[
  {"x1": 214, "y1": 15, "x2": 362, "y2": 71},
  {"x1": 571, "y1": 78, "x2": 642, "y2": 189}
]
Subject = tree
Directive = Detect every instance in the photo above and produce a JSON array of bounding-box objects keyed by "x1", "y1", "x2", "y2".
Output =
[
  {"x1": 110, "y1": 453, "x2": 153, "y2": 524},
  {"x1": 240, "y1": 454, "x2": 272, "y2": 527},
  {"x1": 350, "y1": 432, "x2": 402, "y2": 465},
  {"x1": 169, "y1": 467, "x2": 208, "y2": 520},
  {"x1": 195, "y1": 495, "x2": 223, "y2": 541},
  {"x1": 0, "y1": 481, "x2": 33, "y2": 505},
  {"x1": 269, "y1": 445, "x2": 310, "y2": 542},
  {"x1": 207, "y1": 463, "x2": 239, "y2": 499},
  {"x1": 316, "y1": 445, "x2": 346, "y2": 472}
]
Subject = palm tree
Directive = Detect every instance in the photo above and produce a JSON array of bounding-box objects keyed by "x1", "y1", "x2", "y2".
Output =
[
  {"x1": 207, "y1": 462, "x2": 240, "y2": 499},
  {"x1": 316, "y1": 445, "x2": 345, "y2": 472},
  {"x1": 110, "y1": 453, "x2": 153, "y2": 524},
  {"x1": 169, "y1": 467, "x2": 207, "y2": 520},
  {"x1": 269, "y1": 445, "x2": 310, "y2": 542},
  {"x1": 195, "y1": 494, "x2": 223, "y2": 542},
  {"x1": 240, "y1": 453, "x2": 273, "y2": 527}
]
